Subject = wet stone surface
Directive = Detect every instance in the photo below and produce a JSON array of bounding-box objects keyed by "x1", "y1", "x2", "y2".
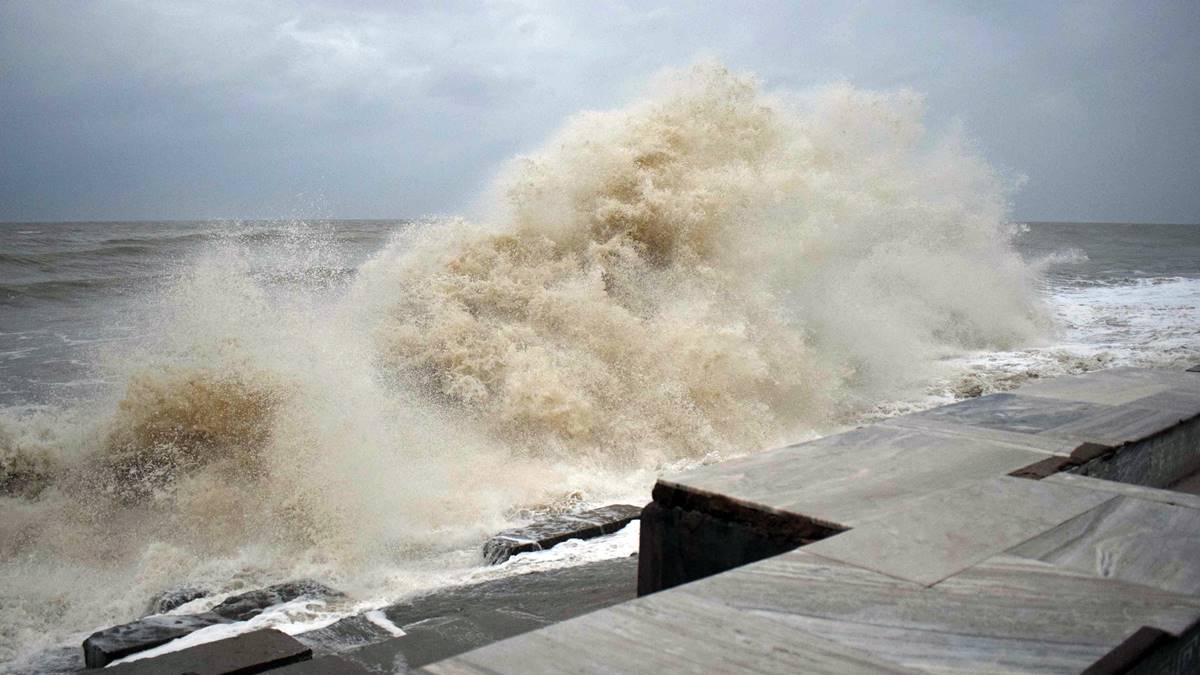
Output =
[
  {"x1": 80, "y1": 579, "x2": 340, "y2": 668},
  {"x1": 146, "y1": 586, "x2": 210, "y2": 615},
  {"x1": 103, "y1": 628, "x2": 311, "y2": 674},
  {"x1": 482, "y1": 504, "x2": 642, "y2": 564},
  {"x1": 210, "y1": 579, "x2": 343, "y2": 622},
  {"x1": 83, "y1": 613, "x2": 232, "y2": 668},
  {"x1": 328, "y1": 557, "x2": 638, "y2": 673}
]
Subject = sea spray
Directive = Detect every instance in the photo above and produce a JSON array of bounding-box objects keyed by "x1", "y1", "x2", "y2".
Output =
[{"x1": 0, "y1": 63, "x2": 1044, "y2": 666}]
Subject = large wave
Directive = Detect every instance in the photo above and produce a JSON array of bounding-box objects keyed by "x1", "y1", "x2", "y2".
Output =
[{"x1": 0, "y1": 63, "x2": 1043, "y2": 665}]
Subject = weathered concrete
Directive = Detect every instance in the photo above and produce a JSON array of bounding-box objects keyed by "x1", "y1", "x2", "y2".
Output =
[
  {"x1": 482, "y1": 504, "x2": 642, "y2": 564},
  {"x1": 103, "y1": 628, "x2": 311, "y2": 674},
  {"x1": 419, "y1": 367, "x2": 1200, "y2": 674}
]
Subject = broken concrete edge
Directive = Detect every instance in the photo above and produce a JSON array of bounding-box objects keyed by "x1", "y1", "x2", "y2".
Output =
[
  {"x1": 103, "y1": 628, "x2": 311, "y2": 675},
  {"x1": 482, "y1": 504, "x2": 643, "y2": 564},
  {"x1": 1007, "y1": 441, "x2": 1116, "y2": 480},
  {"x1": 637, "y1": 482, "x2": 844, "y2": 596},
  {"x1": 82, "y1": 579, "x2": 340, "y2": 668},
  {"x1": 1008, "y1": 410, "x2": 1200, "y2": 488}
]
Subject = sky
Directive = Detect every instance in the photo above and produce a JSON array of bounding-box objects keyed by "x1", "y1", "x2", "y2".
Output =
[{"x1": 1, "y1": 0, "x2": 1197, "y2": 224}]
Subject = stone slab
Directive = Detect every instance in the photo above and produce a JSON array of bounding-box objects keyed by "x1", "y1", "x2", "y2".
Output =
[
  {"x1": 103, "y1": 628, "x2": 311, "y2": 674},
  {"x1": 1018, "y1": 367, "x2": 1200, "y2": 405},
  {"x1": 880, "y1": 415, "x2": 1080, "y2": 456},
  {"x1": 423, "y1": 548, "x2": 1200, "y2": 675},
  {"x1": 418, "y1": 587, "x2": 909, "y2": 674},
  {"x1": 658, "y1": 423, "x2": 1052, "y2": 530},
  {"x1": 1006, "y1": 496, "x2": 1200, "y2": 595},
  {"x1": 1044, "y1": 473, "x2": 1200, "y2": 511},
  {"x1": 803, "y1": 476, "x2": 1114, "y2": 586},
  {"x1": 672, "y1": 550, "x2": 1200, "y2": 674},
  {"x1": 341, "y1": 557, "x2": 637, "y2": 672},
  {"x1": 482, "y1": 504, "x2": 641, "y2": 564},
  {"x1": 905, "y1": 392, "x2": 1111, "y2": 436},
  {"x1": 1046, "y1": 402, "x2": 1198, "y2": 448},
  {"x1": 82, "y1": 612, "x2": 231, "y2": 668}
]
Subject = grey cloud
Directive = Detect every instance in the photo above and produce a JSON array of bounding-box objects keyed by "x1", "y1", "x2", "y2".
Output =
[{"x1": 0, "y1": 0, "x2": 1196, "y2": 223}]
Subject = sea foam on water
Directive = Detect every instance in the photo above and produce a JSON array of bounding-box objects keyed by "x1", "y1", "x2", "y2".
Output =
[{"x1": 0, "y1": 63, "x2": 1044, "y2": 665}]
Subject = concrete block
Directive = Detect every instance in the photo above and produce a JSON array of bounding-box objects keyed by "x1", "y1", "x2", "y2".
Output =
[
  {"x1": 659, "y1": 423, "x2": 1052, "y2": 529},
  {"x1": 802, "y1": 476, "x2": 1113, "y2": 586},
  {"x1": 103, "y1": 628, "x2": 310, "y2": 674}
]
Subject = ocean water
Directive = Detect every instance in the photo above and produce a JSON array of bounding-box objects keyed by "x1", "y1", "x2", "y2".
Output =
[{"x1": 1, "y1": 66, "x2": 1198, "y2": 668}]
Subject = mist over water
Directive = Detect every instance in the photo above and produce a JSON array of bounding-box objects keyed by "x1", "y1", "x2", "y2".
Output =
[{"x1": 5, "y1": 64, "x2": 1190, "y2": 666}]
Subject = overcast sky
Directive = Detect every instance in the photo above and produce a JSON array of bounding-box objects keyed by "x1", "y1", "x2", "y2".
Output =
[{"x1": 1, "y1": 0, "x2": 1197, "y2": 223}]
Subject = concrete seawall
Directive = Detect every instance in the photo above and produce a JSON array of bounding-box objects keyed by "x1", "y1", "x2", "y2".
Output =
[
  {"x1": 69, "y1": 366, "x2": 1200, "y2": 673},
  {"x1": 422, "y1": 366, "x2": 1200, "y2": 674}
]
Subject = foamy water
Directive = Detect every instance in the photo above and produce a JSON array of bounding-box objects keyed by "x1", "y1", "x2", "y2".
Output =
[{"x1": 1, "y1": 64, "x2": 1197, "y2": 669}]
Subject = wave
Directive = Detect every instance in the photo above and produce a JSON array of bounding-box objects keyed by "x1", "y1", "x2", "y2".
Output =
[{"x1": 0, "y1": 63, "x2": 1044, "y2": 664}]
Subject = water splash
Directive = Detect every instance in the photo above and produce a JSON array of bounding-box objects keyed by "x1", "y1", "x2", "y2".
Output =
[{"x1": 0, "y1": 63, "x2": 1045, "y2": 666}]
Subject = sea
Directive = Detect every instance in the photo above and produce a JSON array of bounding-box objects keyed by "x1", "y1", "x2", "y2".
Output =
[
  {"x1": 2, "y1": 67, "x2": 1200, "y2": 669},
  {"x1": 1, "y1": 218, "x2": 1197, "y2": 669}
]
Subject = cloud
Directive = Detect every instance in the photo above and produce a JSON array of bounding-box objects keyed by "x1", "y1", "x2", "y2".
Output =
[{"x1": 0, "y1": 0, "x2": 1197, "y2": 222}]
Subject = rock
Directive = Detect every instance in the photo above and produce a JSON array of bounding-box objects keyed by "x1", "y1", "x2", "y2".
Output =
[
  {"x1": 210, "y1": 579, "x2": 343, "y2": 622},
  {"x1": 82, "y1": 580, "x2": 340, "y2": 668},
  {"x1": 482, "y1": 504, "x2": 642, "y2": 564},
  {"x1": 293, "y1": 614, "x2": 397, "y2": 657},
  {"x1": 146, "y1": 586, "x2": 209, "y2": 615},
  {"x1": 82, "y1": 613, "x2": 231, "y2": 668},
  {"x1": 103, "y1": 628, "x2": 311, "y2": 674}
]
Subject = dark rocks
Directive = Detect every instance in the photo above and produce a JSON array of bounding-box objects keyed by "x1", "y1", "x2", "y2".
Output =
[
  {"x1": 482, "y1": 504, "x2": 642, "y2": 564},
  {"x1": 82, "y1": 579, "x2": 340, "y2": 668},
  {"x1": 210, "y1": 580, "x2": 343, "y2": 622},
  {"x1": 83, "y1": 613, "x2": 231, "y2": 668},
  {"x1": 103, "y1": 628, "x2": 311, "y2": 674},
  {"x1": 146, "y1": 586, "x2": 210, "y2": 615}
]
